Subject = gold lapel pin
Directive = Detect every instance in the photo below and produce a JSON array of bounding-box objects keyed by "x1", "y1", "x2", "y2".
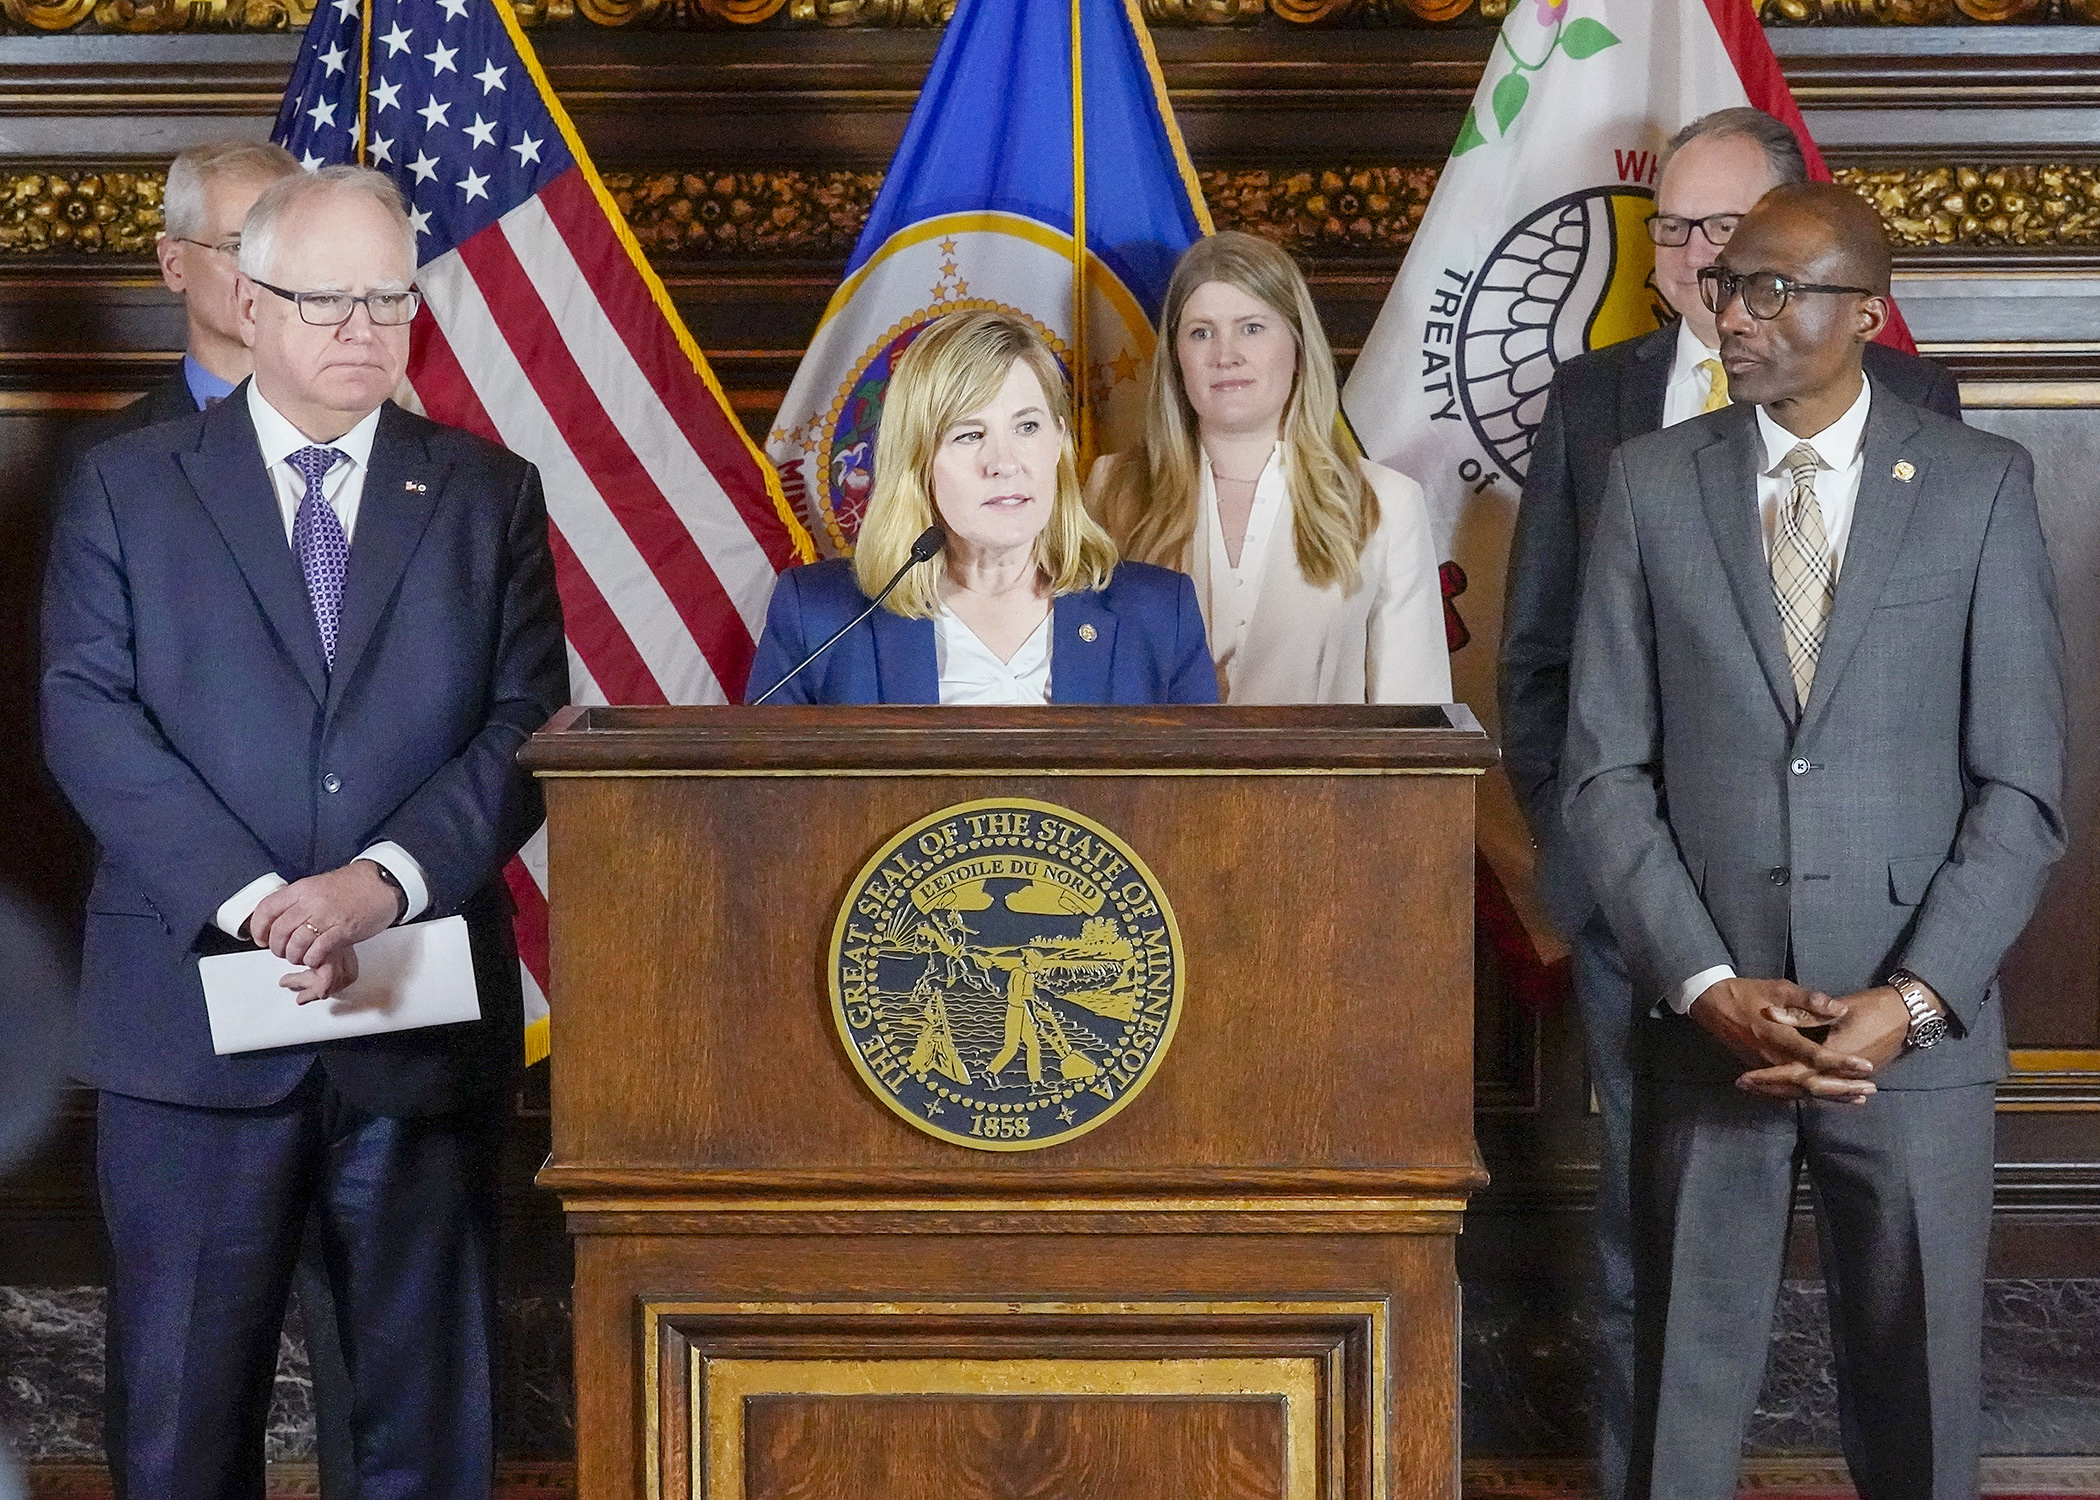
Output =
[
  {"x1": 1078, "y1": 623, "x2": 1098, "y2": 643},
  {"x1": 1892, "y1": 460, "x2": 1915, "y2": 483}
]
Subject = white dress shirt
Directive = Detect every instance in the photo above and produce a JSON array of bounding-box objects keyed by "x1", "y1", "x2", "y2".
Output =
[
  {"x1": 1675, "y1": 375, "x2": 1874, "y2": 1014},
  {"x1": 1661, "y1": 318, "x2": 1729, "y2": 430},
  {"x1": 1188, "y1": 449, "x2": 1451, "y2": 705},
  {"x1": 934, "y1": 607, "x2": 1053, "y2": 706},
  {"x1": 213, "y1": 385, "x2": 430, "y2": 940}
]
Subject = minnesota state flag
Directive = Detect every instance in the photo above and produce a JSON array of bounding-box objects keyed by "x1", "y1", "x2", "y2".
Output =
[{"x1": 768, "y1": 0, "x2": 1211, "y2": 556}]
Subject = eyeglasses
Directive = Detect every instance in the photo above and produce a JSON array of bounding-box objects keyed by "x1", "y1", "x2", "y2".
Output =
[
  {"x1": 173, "y1": 236, "x2": 242, "y2": 258},
  {"x1": 1697, "y1": 265, "x2": 1874, "y2": 322},
  {"x1": 249, "y1": 278, "x2": 422, "y2": 327},
  {"x1": 1646, "y1": 212, "x2": 1743, "y2": 248}
]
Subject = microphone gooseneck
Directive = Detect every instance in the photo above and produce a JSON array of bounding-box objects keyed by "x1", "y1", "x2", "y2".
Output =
[{"x1": 749, "y1": 524, "x2": 947, "y2": 705}]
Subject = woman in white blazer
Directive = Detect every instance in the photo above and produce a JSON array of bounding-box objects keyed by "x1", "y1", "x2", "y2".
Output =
[{"x1": 1089, "y1": 231, "x2": 1451, "y2": 705}]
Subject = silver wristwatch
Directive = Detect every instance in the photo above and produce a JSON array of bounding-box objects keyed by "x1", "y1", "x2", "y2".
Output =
[{"x1": 1888, "y1": 969, "x2": 1948, "y2": 1051}]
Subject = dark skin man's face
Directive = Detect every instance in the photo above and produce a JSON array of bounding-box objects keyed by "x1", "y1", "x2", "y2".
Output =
[{"x1": 1714, "y1": 208, "x2": 1888, "y2": 437}]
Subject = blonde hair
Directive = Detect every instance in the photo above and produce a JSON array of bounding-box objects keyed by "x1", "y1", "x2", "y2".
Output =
[
  {"x1": 854, "y1": 310, "x2": 1119, "y2": 619},
  {"x1": 1097, "y1": 231, "x2": 1377, "y2": 592}
]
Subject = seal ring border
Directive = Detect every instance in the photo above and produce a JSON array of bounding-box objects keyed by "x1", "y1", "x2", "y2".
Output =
[{"x1": 826, "y1": 795, "x2": 1188, "y2": 1153}]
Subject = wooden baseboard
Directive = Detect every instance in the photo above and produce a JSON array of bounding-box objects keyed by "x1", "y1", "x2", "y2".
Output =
[
  {"x1": 1461, "y1": 1456, "x2": 2100, "y2": 1498},
  {"x1": 24, "y1": 1456, "x2": 2100, "y2": 1497}
]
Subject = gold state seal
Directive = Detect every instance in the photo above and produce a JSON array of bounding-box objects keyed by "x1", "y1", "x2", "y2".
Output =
[{"x1": 829, "y1": 798, "x2": 1184, "y2": 1152}]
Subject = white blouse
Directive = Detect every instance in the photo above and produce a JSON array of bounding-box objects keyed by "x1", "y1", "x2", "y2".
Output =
[
  {"x1": 1190, "y1": 449, "x2": 1452, "y2": 706},
  {"x1": 934, "y1": 607, "x2": 1053, "y2": 705}
]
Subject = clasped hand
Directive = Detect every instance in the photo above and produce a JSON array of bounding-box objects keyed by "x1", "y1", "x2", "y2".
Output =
[
  {"x1": 1689, "y1": 976, "x2": 1917, "y2": 1103},
  {"x1": 249, "y1": 861, "x2": 401, "y2": 1005}
]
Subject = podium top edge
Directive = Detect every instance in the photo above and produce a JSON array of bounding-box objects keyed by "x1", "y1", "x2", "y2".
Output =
[{"x1": 520, "y1": 703, "x2": 1500, "y2": 774}]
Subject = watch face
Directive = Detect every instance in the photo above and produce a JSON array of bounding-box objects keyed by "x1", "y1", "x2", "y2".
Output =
[{"x1": 1910, "y1": 1014, "x2": 1949, "y2": 1049}]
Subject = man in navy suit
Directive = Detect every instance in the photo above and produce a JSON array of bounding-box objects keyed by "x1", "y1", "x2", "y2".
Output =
[{"x1": 42, "y1": 165, "x2": 567, "y2": 1497}]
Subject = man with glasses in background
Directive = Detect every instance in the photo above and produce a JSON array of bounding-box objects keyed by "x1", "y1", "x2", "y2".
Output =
[
  {"x1": 1562, "y1": 180, "x2": 2064, "y2": 1500},
  {"x1": 1498, "y1": 108, "x2": 1959, "y2": 1500},
  {"x1": 42, "y1": 165, "x2": 567, "y2": 1497},
  {"x1": 89, "y1": 141, "x2": 300, "y2": 438}
]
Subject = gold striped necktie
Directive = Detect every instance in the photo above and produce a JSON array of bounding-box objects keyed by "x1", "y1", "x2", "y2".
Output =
[
  {"x1": 1771, "y1": 442, "x2": 1833, "y2": 710},
  {"x1": 1699, "y1": 357, "x2": 1730, "y2": 414}
]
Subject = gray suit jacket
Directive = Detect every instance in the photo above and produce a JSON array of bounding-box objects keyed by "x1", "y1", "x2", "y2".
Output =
[
  {"x1": 1501, "y1": 324, "x2": 1963, "y2": 939},
  {"x1": 1562, "y1": 381, "x2": 2066, "y2": 1087}
]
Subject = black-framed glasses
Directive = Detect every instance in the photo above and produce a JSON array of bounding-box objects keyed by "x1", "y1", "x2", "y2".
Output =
[
  {"x1": 1646, "y1": 212, "x2": 1743, "y2": 248},
  {"x1": 250, "y1": 278, "x2": 422, "y2": 327},
  {"x1": 172, "y1": 235, "x2": 242, "y2": 258},
  {"x1": 1697, "y1": 265, "x2": 1874, "y2": 322}
]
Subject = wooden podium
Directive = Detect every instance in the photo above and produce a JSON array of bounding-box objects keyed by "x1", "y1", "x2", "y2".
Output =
[{"x1": 523, "y1": 704, "x2": 1495, "y2": 1500}]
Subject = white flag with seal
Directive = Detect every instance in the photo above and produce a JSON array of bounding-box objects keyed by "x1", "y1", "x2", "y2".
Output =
[{"x1": 1342, "y1": 0, "x2": 1752, "y2": 730}]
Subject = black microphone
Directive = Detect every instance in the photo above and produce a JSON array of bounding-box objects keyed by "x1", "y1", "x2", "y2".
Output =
[{"x1": 749, "y1": 523, "x2": 947, "y2": 705}]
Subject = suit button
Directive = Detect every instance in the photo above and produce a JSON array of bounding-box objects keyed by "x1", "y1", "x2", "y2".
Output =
[
  {"x1": 1768, "y1": 867, "x2": 1790, "y2": 886},
  {"x1": 322, "y1": 773, "x2": 342, "y2": 794},
  {"x1": 1790, "y1": 758, "x2": 1811, "y2": 776}
]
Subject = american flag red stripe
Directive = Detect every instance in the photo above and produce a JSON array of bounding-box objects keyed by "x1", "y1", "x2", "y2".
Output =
[
  {"x1": 454, "y1": 210, "x2": 760, "y2": 694},
  {"x1": 277, "y1": 0, "x2": 813, "y2": 1063}
]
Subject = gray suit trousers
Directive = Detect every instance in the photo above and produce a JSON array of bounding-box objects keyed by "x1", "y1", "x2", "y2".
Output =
[
  {"x1": 1629, "y1": 1081, "x2": 1994, "y2": 1500},
  {"x1": 1570, "y1": 912, "x2": 1637, "y2": 1500}
]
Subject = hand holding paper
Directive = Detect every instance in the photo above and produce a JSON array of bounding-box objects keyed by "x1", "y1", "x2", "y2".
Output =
[{"x1": 201, "y1": 916, "x2": 481, "y2": 1056}]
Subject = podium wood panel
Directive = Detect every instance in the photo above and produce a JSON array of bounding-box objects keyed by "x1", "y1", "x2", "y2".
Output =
[
  {"x1": 743, "y1": 1396, "x2": 1289, "y2": 1500},
  {"x1": 524, "y1": 706, "x2": 1493, "y2": 1500}
]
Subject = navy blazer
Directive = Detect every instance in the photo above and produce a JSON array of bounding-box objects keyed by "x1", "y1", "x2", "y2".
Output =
[
  {"x1": 745, "y1": 557, "x2": 1218, "y2": 705},
  {"x1": 41, "y1": 385, "x2": 569, "y2": 1115}
]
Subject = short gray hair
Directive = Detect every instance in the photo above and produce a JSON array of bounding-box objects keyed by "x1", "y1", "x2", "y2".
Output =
[
  {"x1": 1662, "y1": 107, "x2": 1809, "y2": 190},
  {"x1": 238, "y1": 165, "x2": 417, "y2": 285},
  {"x1": 161, "y1": 140, "x2": 300, "y2": 242}
]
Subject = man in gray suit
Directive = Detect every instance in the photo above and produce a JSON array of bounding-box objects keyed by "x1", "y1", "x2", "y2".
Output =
[
  {"x1": 1563, "y1": 182, "x2": 2066, "y2": 1500},
  {"x1": 1499, "y1": 108, "x2": 1960, "y2": 1500}
]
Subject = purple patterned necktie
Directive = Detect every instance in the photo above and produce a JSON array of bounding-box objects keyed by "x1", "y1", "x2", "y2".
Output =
[{"x1": 287, "y1": 445, "x2": 349, "y2": 667}]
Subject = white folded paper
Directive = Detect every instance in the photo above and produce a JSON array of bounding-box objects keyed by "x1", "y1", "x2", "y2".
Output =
[{"x1": 199, "y1": 915, "x2": 482, "y2": 1056}]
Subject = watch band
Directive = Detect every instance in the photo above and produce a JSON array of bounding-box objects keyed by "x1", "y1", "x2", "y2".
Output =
[
  {"x1": 1887, "y1": 969, "x2": 1948, "y2": 1051},
  {"x1": 361, "y1": 858, "x2": 409, "y2": 925}
]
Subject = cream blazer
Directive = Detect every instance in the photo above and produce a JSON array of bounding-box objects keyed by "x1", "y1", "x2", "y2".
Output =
[{"x1": 1093, "y1": 452, "x2": 1450, "y2": 705}]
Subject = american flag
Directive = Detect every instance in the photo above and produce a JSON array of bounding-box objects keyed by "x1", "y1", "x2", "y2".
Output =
[{"x1": 274, "y1": 0, "x2": 813, "y2": 1063}]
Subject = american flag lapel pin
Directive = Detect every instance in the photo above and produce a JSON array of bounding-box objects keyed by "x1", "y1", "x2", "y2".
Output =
[{"x1": 1892, "y1": 460, "x2": 1915, "y2": 483}]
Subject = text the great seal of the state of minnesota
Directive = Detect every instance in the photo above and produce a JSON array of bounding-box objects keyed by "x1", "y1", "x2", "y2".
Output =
[{"x1": 829, "y1": 798, "x2": 1185, "y2": 1151}]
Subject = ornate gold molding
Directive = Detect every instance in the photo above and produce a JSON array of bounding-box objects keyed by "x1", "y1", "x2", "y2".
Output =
[
  {"x1": 1760, "y1": 0, "x2": 2100, "y2": 19},
  {"x1": 10, "y1": 162, "x2": 2100, "y2": 259},
  {"x1": 9, "y1": 0, "x2": 2100, "y2": 24},
  {"x1": 0, "y1": 169, "x2": 161, "y2": 254},
  {"x1": 1834, "y1": 164, "x2": 2100, "y2": 247}
]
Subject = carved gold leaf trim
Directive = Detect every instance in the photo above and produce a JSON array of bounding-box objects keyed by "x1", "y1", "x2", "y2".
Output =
[
  {"x1": 1834, "y1": 165, "x2": 2100, "y2": 247},
  {"x1": 0, "y1": 169, "x2": 162, "y2": 254},
  {"x1": 9, "y1": 163, "x2": 2100, "y2": 259},
  {"x1": 17, "y1": 0, "x2": 2099, "y2": 29}
]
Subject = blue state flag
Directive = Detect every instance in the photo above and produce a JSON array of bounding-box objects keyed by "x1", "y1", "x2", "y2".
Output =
[{"x1": 767, "y1": 0, "x2": 1211, "y2": 554}]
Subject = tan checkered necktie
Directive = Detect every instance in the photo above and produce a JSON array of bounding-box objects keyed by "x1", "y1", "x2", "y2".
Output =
[
  {"x1": 1698, "y1": 357, "x2": 1730, "y2": 414},
  {"x1": 1771, "y1": 442, "x2": 1833, "y2": 710}
]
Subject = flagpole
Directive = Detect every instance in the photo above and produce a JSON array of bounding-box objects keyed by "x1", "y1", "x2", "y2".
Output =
[
  {"x1": 355, "y1": 0, "x2": 373, "y2": 164},
  {"x1": 1069, "y1": 0, "x2": 1090, "y2": 464}
]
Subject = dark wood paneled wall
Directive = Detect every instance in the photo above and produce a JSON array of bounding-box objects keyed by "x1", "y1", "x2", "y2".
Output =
[{"x1": 2, "y1": 7, "x2": 2097, "y2": 1407}]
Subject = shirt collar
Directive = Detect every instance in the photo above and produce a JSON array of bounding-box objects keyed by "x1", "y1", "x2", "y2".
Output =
[
  {"x1": 181, "y1": 354, "x2": 236, "y2": 411},
  {"x1": 1670, "y1": 317, "x2": 1720, "y2": 385},
  {"x1": 1754, "y1": 373, "x2": 1872, "y2": 476},
  {"x1": 246, "y1": 381, "x2": 383, "y2": 475}
]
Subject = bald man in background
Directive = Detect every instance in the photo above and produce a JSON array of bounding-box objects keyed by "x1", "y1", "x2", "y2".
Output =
[
  {"x1": 1563, "y1": 183, "x2": 2064, "y2": 1500},
  {"x1": 1497, "y1": 108, "x2": 1961, "y2": 1500}
]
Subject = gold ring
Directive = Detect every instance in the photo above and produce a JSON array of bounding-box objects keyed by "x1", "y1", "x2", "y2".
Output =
[{"x1": 302, "y1": 921, "x2": 322, "y2": 936}]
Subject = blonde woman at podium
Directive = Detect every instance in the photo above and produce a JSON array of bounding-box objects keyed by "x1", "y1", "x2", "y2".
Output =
[
  {"x1": 746, "y1": 310, "x2": 1218, "y2": 706},
  {"x1": 1089, "y1": 232, "x2": 1450, "y2": 706}
]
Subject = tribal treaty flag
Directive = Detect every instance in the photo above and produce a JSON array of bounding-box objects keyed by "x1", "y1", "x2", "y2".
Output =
[
  {"x1": 275, "y1": 0, "x2": 812, "y2": 1064},
  {"x1": 769, "y1": 0, "x2": 1209, "y2": 556},
  {"x1": 1340, "y1": 0, "x2": 1911, "y2": 967}
]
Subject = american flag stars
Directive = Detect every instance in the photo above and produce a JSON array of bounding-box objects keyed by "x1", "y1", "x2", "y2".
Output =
[{"x1": 277, "y1": 0, "x2": 574, "y2": 256}]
